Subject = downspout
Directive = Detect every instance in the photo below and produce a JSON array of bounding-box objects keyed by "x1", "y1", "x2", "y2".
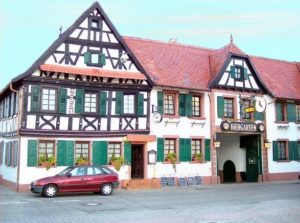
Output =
[{"x1": 10, "y1": 83, "x2": 21, "y2": 192}]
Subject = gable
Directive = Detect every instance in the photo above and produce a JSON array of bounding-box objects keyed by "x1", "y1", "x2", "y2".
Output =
[
  {"x1": 12, "y1": 2, "x2": 152, "y2": 86},
  {"x1": 210, "y1": 56, "x2": 267, "y2": 93}
]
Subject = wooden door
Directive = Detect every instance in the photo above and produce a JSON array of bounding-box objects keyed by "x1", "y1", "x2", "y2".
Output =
[{"x1": 131, "y1": 145, "x2": 144, "y2": 178}]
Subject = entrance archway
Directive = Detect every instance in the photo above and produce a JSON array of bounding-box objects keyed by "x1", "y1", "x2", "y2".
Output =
[{"x1": 223, "y1": 160, "x2": 236, "y2": 183}]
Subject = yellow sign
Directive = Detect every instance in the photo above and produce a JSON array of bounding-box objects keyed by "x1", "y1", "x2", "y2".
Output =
[{"x1": 244, "y1": 107, "x2": 255, "y2": 113}]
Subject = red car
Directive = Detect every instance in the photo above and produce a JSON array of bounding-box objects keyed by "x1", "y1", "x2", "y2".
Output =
[{"x1": 30, "y1": 165, "x2": 119, "y2": 197}]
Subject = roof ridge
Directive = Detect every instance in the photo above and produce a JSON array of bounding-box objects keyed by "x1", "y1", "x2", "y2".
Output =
[
  {"x1": 124, "y1": 36, "x2": 214, "y2": 52},
  {"x1": 251, "y1": 55, "x2": 297, "y2": 64}
]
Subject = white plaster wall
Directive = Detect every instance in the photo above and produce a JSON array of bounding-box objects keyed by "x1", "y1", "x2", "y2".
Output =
[
  {"x1": 265, "y1": 95, "x2": 300, "y2": 173},
  {"x1": 0, "y1": 140, "x2": 18, "y2": 183},
  {"x1": 217, "y1": 134, "x2": 246, "y2": 172},
  {"x1": 19, "y1": 137, "x2": 131, "y2": 185},
  {"x1": 148, "y1": 88, "x2": 212, "y2": 178}
]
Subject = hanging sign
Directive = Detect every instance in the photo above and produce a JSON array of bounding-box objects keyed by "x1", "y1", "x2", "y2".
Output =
[{"x1": 221, "y1": 120, "x2": 264, "y2": 133}]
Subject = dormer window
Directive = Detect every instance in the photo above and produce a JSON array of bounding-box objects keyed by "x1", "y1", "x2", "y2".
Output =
[
  {"x1": 84, "y1": 51, "x2": 106, "y2": 67},
  {"x1": 230, "y1": 65, "x2": 248, "y2": 80}
]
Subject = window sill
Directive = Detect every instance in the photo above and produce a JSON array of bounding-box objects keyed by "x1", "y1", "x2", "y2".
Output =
[
  {"x1": 188, "y1": 117, "x2": 206, "y2": 120},
  {"x1": 275, "y1": 121, "x2": 289, "y2": 124},
  {"x1": 163, "y1": 115, "x2": 179, "y2": 119},
  {"x1": 190, "y1": 160, "x2": 206, "y2": 164},
  {"x1": 275, "y1": 160, "x2": 291, "y2": 163}
]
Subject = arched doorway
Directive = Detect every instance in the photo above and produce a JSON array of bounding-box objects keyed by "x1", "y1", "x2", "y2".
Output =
[{"x1": 223, "y1": 160, "x2": 236, "y2": 183}]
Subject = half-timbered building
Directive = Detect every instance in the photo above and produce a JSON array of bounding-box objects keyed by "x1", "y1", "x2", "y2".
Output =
[{"x1": 1, "y1": 1, "x2": 299, "y2": 191}]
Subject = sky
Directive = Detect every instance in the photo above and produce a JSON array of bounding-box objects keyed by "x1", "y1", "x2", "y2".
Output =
[{"x1": 0, "y1": 0, "x2": 300, "y2": 90}]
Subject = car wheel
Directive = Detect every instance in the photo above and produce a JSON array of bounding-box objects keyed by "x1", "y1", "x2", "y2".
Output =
[
  {"x1": 100, "y1": 183, "x2": 113, "y2": 196},
  {"x1": 43, "y1": 184, "x2": 57, "y2": 198}
]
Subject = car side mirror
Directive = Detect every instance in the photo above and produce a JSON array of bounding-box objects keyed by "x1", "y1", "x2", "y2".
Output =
[{"x1": 67, "y1": 173, "x2": 72, "y2": 178}]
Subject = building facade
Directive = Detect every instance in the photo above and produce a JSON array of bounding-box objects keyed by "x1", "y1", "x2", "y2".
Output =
[{"x1": 0, "y1": 2, "x2": 299, "y2": 192}]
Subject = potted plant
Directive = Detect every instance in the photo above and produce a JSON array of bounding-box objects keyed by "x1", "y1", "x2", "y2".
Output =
[
  {"x1": 38, "y1": 155, "x2": 55, "y2": 170},
  {"x1": 193, "y1": 152, "x2": 203, "y2": 162},
  {"x1": 110, "y1": 155, "x2": 124, "y2": 171},
  {"x1": 165, "y1": 152, "x2": 177, "y2": 171},
  {"x1": 75, "y1": 157, "x2": 90, "y2": 166}
]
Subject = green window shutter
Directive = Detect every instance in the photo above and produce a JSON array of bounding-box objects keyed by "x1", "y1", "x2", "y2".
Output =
[
  {"x1": 137, "y1": 93, "x2": 144, "y2": 116},
  {"x1": 254, "y1": 112, "x2": 264, "y2": 121},
  {"x1": 65, "y1": 141, "x2": 74, "y2": 166},
  {"x1": 272, "y1": 141, "x2": 279, "y2": 161},
  {"x1": 57, "y1": 140, "x2": 66, "y2": 166},
  {"x1": 179, "y1": 138, "x2": 191, "y2": 162},
  {"x1": 205, "y1": 139, "x2": 211, "y2": 161},
  {"x1": 31, "y1": 86, "x2": 40, "y2": 112},
  {"x1": 287, "y1": 103, "x2": 296, "y2": 122},
  {"x1": 157, "y1": 138, "x2": 165, "y2": 162},
  {"x1": 243, "y1": 68, "x2": 248, "y2": 80},
  {"x1": 58, "y1": 88, "x2": 67, "y2": 114},
  {"x1": 100, "y1": 53, "x2": 106, "y2": 66},
  {"x1": 185, "y1": 94, "x2": 193, "y2": 117},
  {"x1": 230, "y1": 66, "x2": 235, "y2": 78},
  {"x1": 75, "y1": 89, "x2": 84, "y2": 114},
  {"x1": 84, "y1": 52, "x2": 91, "y2": 64},
  {"x1": 99, "y1": 91, "x2": 107, "y2": 115},
  {"x1": 288, "y1": 141, "x2": 295, "y2": 161},
  {"x1": 294, "y1": 142, "x2": 299, "y2": 161},
  {"x1": 115, "y1": 91, "x2": 124, "y2": 115},
  {"x1": 217, "y1": 96, "x2": 224, "y2": 118},
  {"x1": 27, "y1": 140, "x2": 37, "y2": 167},
  {"x1": 276, "y1": 103, "x2": 283, "y2": 121},
  {"x1": 92, "y1": 141, "x2": 108, "y2": 165},
  {"x1": 157, "y1": 92, "x2": 164, "y2": 115},
  {"x1": 179, "y1": 94, "x2": 186, "y2": 116},
  {"x1": 124, "y1": 142, "x2": 132, "y2": 165}
]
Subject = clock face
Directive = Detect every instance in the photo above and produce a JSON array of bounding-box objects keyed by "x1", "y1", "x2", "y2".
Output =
[
  {"x1": 254, "y1": 97, "x2": 267, "y2": 113},
  {"x1": 153, "y1": 112, "x2": 162, "y2": 123},
  {"x1": 257, "y1": 123, "x2": 265, "y2": 132}
]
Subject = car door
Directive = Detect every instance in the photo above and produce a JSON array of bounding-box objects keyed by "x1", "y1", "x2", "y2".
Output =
[{"x1": 61, "y1": 166, "x2": 88, "y2": 192}]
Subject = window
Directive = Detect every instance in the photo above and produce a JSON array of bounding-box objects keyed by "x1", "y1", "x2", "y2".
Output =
[
  {"x1": 235, "y1": 67, "x2": 243, "y2": 79},
  {"x1": 38, "y1": 141, "x2": 54, "y2": 160},
  {"x1": 84, "y1": 51, "x2": 106, "y2": 67},
  {"x1": 192, "y1": 96, "x2": 201, "y2": 117},
  {"x1": 124, "y1": 94, "x2": 135, "y2": 114},
  {"x1": 70, "y1": 167, "x2": 86, "y2": 176},
  {"x1": 108, "y1": 143, "x2": 121, "y2": 161},
  {"x1": 278, "y1": 141, "x2": 287, "y2": 160},
  {"x1": 296, "y1": 104, "x2": 300, "y2": 122},
  {"x1": 41, "y1": 88, "x2": 56, "y2": 111},
  {"x1": 84, "y1": 92, "x2": 97, "y2": 113},
  {"x1": 164, "y1": 139, "x2": 176, "y2": 158},
  {"x1": 298, "y1": 142, "x2": 300, "y2": 160},
  {"x1": 0, "y1": 141, "x2": 4, "y2": 165},
  {"x1": 276, "y1": 102, "x2": 286, "y2": 121},
  {"x1": 75, "y1": 142, "x2": 89, "y2": 162},
  {"x1": 164, "y1": 93, "x2": 175, "y2": 115},
  {"x1": 191, "y1": 139, "x2": 202, "y2": 159},
  {"x1": 91, "y1": 19, "x2": 100, "y2": 29},
  {"x1": 224, "y1": 98, "x2": 234, "y2": 118},
  {"x1": 242, "y1": 99, "x2": 251, "y2": 119}
]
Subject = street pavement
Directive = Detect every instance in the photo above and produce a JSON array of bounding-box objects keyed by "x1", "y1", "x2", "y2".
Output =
[{"x1": 0, "y1": 181, "x2": 300, "y2": 223}]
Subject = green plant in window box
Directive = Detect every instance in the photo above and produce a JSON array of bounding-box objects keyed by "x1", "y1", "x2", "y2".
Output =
[
  {"x1": 75, "y1": 157, "x2": 90, "y2": 166},
  {"x1": 193, "y1": 152, "x2": 203, "y2": 162},
  {"x1": 165, "y1": 152, "x2": 177, "y2": 172},
  {"x1": 38, "y1": 155, "x2": 56, "y2": 170},
  {"x1": 110, "y1": 155, "x2": 124, "y2": 171}
]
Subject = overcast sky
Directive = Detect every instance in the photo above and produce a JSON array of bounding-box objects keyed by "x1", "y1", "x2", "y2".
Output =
[{"x1": 0, "y1": 0, "x2": 299, "y2": 89}]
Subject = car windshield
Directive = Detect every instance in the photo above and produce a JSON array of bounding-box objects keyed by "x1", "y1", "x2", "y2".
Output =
[{"x1": 57, "y1": 167, "x2": 73, "y2": 176}]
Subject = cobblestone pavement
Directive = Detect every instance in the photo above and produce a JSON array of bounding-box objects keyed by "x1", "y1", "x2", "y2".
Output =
[{"x1": 0, "y1": 181, "x2": 300, "y2": 223}]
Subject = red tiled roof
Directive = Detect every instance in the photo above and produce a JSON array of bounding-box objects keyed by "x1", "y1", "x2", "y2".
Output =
[
  {"x1": 124, "y1": 37, "x2": 212, "y2": 91},
  {"x1": 40, "y1": 64, "x2": 146, "y2": 80},
  {"x1": 251, "y1": 57, "x2": 300, "y2": 100},
  {"x1": 125, "y1": 37, "x2": 300, "y2": 100}
]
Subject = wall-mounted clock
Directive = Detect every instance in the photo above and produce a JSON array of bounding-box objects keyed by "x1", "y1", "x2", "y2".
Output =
[
  {"x1": 153, "y1": 112, "x2": 162, "y2": 123},
  {"x1": 254, "y1": 97, "x2": 267, "y2": 113}
]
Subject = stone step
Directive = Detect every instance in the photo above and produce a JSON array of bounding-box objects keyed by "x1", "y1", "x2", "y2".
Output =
[{"x1": 124, "y1": 178, "x2": 161, "y2": 190}]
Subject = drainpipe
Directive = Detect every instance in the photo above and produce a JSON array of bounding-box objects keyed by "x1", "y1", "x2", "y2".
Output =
[{"x1": 10, "y1": 83, "x2": 21, "y2": 192}]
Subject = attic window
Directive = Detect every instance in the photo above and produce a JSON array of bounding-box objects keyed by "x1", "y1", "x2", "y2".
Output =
[
  {"x1": 230, "y1": 65, "x2": 248, "y2": 80},
  {"x1": 90, "y1": 18, "x2": 100, "y2": 30},
  {"x1": 84, "y1": 51, "x2": 106, "y2": 67}
]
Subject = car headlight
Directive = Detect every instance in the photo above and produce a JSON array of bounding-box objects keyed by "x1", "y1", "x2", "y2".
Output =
[{"x1": 32, "y1": 180, "x2": 41, "y2": 186}]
